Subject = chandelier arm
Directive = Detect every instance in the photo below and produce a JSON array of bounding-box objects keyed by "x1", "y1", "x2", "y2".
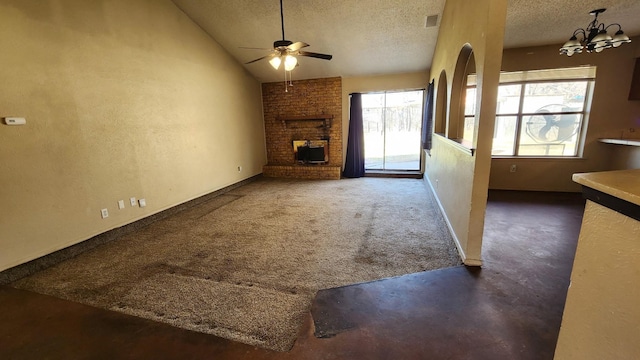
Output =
[
  {"x1": 573, "y1": 28, "x2": 587, "y2": 42},
  {"x1": 604, "y1": 23, "x2": 623, "y2": 32}
]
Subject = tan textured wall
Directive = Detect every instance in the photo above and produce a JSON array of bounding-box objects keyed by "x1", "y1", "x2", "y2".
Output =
[
  {"x1": 262, "y1": 77, "x2": 342, "y2": 167},
  {"x1": 554, "y1": 200, "x2": 640, "y2": 359},
  {"x1": 342, "y1": 72, "x2": 430, "y2": 168},
  {"x1": 424, "y1": 0, "x2": 507, "y2": 265},
  {"x1": 0, "y1": 0, "x2": 266, "y2": 271},
  {"x1": 490, "y1": 40, "x2": 640, "y2": 191}
]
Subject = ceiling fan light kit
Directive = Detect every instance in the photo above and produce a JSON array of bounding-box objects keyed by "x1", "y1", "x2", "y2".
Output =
[
  {"x1": 269, "y1": 56, "x2": 282, "y2": 69},
  {"x1": 244, "y1": 0, "x2": 332, "y2": 79},
  {"x1": 559, "y1": 8, "x2": 631, "y2": 56},
  {"x1": 284, "y1": 55, "x2": 297, "y2": 71}
]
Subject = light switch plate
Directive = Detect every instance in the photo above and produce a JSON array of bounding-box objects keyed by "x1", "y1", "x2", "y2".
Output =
[
  {"x1": 138, "y1": 198, "x2": 146, "y2": 208},
  {"x1": 118, "y1": 200, "x2": 125, "y2": 209}
]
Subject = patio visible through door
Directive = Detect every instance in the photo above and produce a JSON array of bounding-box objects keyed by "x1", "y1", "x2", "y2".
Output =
[{"x1": 362, "y1": 90, "x2": 424, "y2": 171}]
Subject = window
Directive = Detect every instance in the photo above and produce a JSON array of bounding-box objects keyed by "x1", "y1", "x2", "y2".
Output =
[
  {"x1": 465, "y1": 67, "x2": 596, "y2": 157},
  {"x1": 362, "y1": 90, "x2": 424, "y2": 170}
]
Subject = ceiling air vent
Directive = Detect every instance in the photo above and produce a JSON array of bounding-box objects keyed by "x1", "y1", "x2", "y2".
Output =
[{"x1": 425, "y1": 15, "x2": 438, "y2": 28}]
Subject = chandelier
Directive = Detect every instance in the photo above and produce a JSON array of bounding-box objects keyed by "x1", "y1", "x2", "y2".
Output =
[{"x1": 559, "y1": 8, "x2": 631, "y2": 56}]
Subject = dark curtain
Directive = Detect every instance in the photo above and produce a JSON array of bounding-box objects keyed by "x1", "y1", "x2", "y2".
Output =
[
  {"x1": 421, "y1": 80, "x2": 435, "y2": 150},
  {"x1": 343, "y1": 93, "x2": 365, "y2": 178}
]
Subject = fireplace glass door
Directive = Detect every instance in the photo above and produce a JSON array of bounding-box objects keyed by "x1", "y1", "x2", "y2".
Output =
[{"x1": 362, "y1": 90, "x2": 423, "y2": 171}]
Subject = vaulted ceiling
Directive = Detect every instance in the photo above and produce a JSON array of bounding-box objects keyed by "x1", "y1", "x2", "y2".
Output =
[{"x1": 171, "y1": 0, "x2": 640, "y2": 83}]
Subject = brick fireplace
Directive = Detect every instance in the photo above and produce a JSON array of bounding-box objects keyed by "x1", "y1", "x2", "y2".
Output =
[{"x1": 262, "y1": 77, "x2": 342, "y2": 180}]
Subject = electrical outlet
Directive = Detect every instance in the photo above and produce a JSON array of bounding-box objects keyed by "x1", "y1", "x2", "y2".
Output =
[
  {"x1": 130, "y1": 197, "x2": 137, "y2": 207},
  {"x1": 118, "y1": 200, "x2": 125, "y2": 209},
  {"x1": 101, "y1": 208, "x2": 109, "y2": 219},
  {"x1": 3, "y1": 117, "x2": 26, "y2": 125},
  {"x1": 510, "y1": 165, "x2": 517, "y2": 173}
]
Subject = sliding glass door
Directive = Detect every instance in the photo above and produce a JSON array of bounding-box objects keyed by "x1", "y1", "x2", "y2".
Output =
[{"x1": 362, "y1": 90, "x2": 424, "y2": 171}]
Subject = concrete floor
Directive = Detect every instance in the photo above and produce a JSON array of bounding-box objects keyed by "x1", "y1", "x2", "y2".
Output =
[{"x1": 0, "y1": 190, "x2": 585, "y2": 359}]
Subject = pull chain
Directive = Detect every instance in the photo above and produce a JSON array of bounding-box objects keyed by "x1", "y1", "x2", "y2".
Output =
[
  {"x1": 284, "y1": 64, "x2": 288, "y2": 92},
  {"x1": 284, "y1": 67, "x2": 294, "y2": 92}
]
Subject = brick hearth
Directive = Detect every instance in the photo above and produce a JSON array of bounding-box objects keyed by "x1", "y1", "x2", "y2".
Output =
[
  {"x1": 262, "y1": 77, "x2": 342, "y2": 180},
  {"x1": 262, "y1": 164, "x2": 341, "y2": 180}
]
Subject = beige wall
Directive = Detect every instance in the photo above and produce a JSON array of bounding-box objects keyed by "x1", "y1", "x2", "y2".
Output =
[
  {"x1": 0, "y1": 0, "x2": 266, "y2": 271},
  {"x1": 607, "y1": 144, "x2": 640, "y2": 170},
  {"x1": 490, "y1": 39, "x2": 640, "y2": 191},
  {"x1": 554, "y1": 200, "x2": 640, "y2": 359},
  {"x1": 341, "y1": 72, "x2": 430, "y2": 168},
  {"x1": 424, "y1": 0, "x2": 507, "y2": 265}
]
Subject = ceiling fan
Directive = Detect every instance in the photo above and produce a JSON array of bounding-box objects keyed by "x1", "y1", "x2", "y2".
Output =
[{"x1": 244, "y1": 0, "x2": 332, "y2": 71}]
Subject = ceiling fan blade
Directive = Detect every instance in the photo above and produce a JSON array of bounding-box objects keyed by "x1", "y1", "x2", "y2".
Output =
[
  {"x1": 287, "y1": 41, "x2": 309, "y2": 52},
  {"x1": 245, "y1": 55, "x2": 272, "y2": 64},
  {"x1": 298, "y1": 51, "x2": 333, "y2": 60},
  {"x1": 239, "y1": 46, "x2": 273, "y2": 50}
]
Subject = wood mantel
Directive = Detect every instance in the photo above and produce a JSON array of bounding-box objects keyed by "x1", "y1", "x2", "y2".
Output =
[{"x1": 277, "y1": 115, "x2": 333, "y2": 129}]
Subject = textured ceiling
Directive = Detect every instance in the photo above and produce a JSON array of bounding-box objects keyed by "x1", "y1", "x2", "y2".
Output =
[{"x1": 171, "y1": 0, "x2": 640, "y2": 83}]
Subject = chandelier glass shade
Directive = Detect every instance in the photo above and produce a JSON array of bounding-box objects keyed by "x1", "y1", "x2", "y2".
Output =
[{"x1": 559, "y1": 8, "x2": 631, "y2": 56}]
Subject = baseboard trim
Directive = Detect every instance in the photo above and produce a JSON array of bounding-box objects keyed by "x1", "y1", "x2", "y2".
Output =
[
  {"x1": 0, "y1": 175, "x2": 261, "y2": 285},
  {"x1": 364, "y1": 170, "x2": 423, "y2": 179},
  {"x1": 423, "y1": 176, "x2": 482, "y2": 267}
]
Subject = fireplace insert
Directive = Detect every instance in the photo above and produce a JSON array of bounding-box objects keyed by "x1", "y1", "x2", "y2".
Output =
[{"x1": 293, "y1": 140, "x2": 328, "y2": 164}]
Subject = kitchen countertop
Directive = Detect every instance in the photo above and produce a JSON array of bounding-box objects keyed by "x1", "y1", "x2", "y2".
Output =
[
  {"x1": 599, "y1": 138, "x2": 640, "y2": 147},
  {"x1": 573, "y1": 169, "x2": 640, "y2": 206}
]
